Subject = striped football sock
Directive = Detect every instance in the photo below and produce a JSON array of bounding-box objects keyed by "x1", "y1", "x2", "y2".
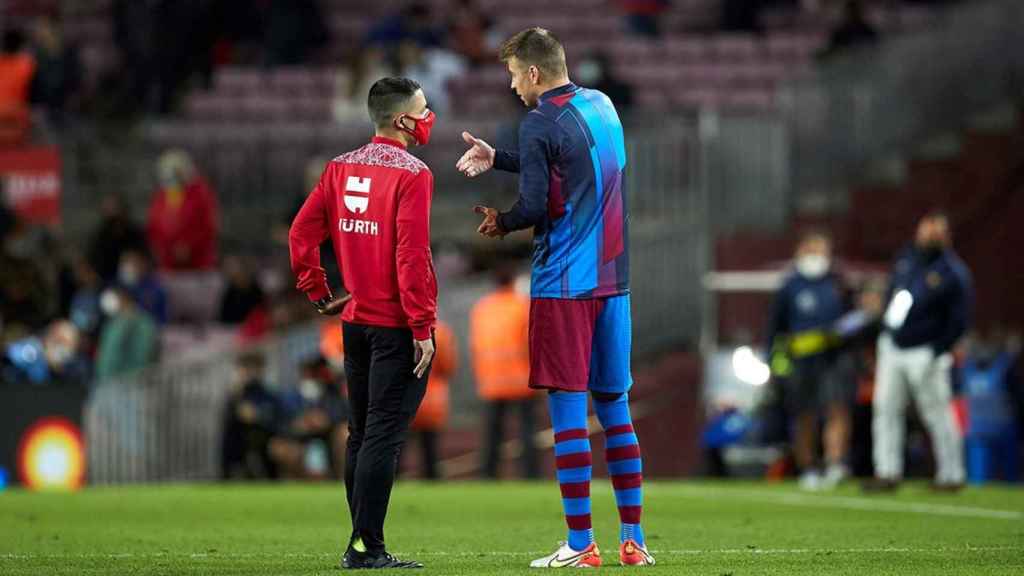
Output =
[
  {"x1": 548, "y1": 391, "x2": 594, "y2": 552},
  {"x1": 594, "y1": 392, "x2": 645, "y2": 547}
]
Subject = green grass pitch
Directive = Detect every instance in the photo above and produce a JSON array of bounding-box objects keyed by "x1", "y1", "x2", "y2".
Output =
[{"x1": 2, "y1": 481, "x2": 1023, "y2": 575}]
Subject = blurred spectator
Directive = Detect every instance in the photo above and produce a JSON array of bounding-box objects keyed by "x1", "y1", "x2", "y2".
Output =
[
  {"x1": 270, "y1": 357, "x2": 348, "y2": 479},
  {"x1": 396, "y1": 40, "x2": 466, "y2": 114},
  {"x1": 721, "y1": 0, "x2": 764, "y2": 33},
  {"x1": 471, "y1": 266, "x2": 538, "y2": 479},
  {"x1": 146, "y1": 149, "x2": 220, "y2": 271},
  {"x1": 113, "y1": 0, "x2": 156, "y2": 113},
  {"x1": 407, "y1": 320, "x2": 458, "y2": 480},
  {"x1": 117, "y1": 249, "x2": 168, "y2": 325},
  {"x1": 447, "y1": 0, "x2": 498, "y2": 67},
  {"x1": 618, "y1": 0, "x2": 671, "y2": 38},
  {"x1": 88, "y1": 194, "x2": 148, "y2": 283},
  {"x1": 0, "y1": 28, "x2": 35, "y2": 144},
  {"x1": 367, "y1": 3, "x2": 443, "y2": 54},
  {"x1": 28, "y1": 14, "x2": 82, "y2": 126},
  {"x1": 2, "y1": 320, "x2": 90, "y2": 386},
  {"x1": 1, "y1": 212, "x2": 52, "y2": 336},
  {"x1": 765, "y1": 231, "x2": 855, "y2": 490},
  {"x1": 821, "y1": 0, "x2": 878, "y2": 58},
  {"x1": 962, "y1": 329, "x2": 1020, "y2": 484},
  {"x1": 263, "y1": 0, "x2": 328, "y2": 66},
  {"x1": 221, "y1": 351, "x2": 282, "y2": 479},
  {"x1": 219, "y1": 255, "x2": 266, "y2": 325},
  {"x1": 67, "y1": 256, "x2": 103, "y2": 341},
  {"x1": 94, "y1": 287, "x2": 158, "y2": 382},
  {"x1": 574, "y1": 52, "x2": 634, "y2": 113},
  {"x1": 333, "y1": 47, "x2": 395, "y2": 123}
]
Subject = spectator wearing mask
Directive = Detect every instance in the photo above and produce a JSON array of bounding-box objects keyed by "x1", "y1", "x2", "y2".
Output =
[
  {"x1": 574, "y1": 52, "x2": 633, "y2": 113},
  {"x1": 117, "y1": 249, "x2": 168, "y2": 325},
  {"x1": 866, "y1": 211, "x2": 972, "y2": 493},
  {"x1": 471, "y1": 266, "x2": 538, "y2": 479},
  {"x1": 270, "y1": 356, "x2": 349, "y2": 479},
  {"x1": 88, "y1": 194, "x2": 148, "y2": 283},
  {"x1": 765, "y1": 231, "x2": 855, "y2": 490},
  {"x1": 218, "y1": 255, "x2": 265, "y2": 325},
  {"x1": 146, "y1": 149, "x2": 220, "y2": 272},
  {"x1": 406, "y1": 320, "x2": 458, "y2": 479},
  {"x1": 221, "y1": 351, "x2": 283, "y2": 479},
  {"x1": 94, "y1": 287, "x2": 158, "y2": 382}
]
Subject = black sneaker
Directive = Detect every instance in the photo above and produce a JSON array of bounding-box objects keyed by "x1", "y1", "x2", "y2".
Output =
[
  {"x1": 861, "y1": 477, "x2": 900, "y2": 493},
  {"x1": 341, "y1": 547, "x2": 423, "y2": 569}
]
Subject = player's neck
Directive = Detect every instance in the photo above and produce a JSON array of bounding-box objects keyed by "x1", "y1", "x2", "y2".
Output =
[
  {"x1": 537, "y1": 77, "x2": 573, "y2": 95},
  {"x1": 374, "y1": 128, "x2": 413, "y2": 148}
]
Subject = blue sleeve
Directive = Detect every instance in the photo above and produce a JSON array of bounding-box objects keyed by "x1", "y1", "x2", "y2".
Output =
[
  {"x1": 497, "y1": 113, "x2": 555, "y2": 233},
  {"x1": 936, "y1": 263, "x2": 973, "y2": 355},
  {"x1": 493, "y1": 150, "x2": 520, "y2": 173}
]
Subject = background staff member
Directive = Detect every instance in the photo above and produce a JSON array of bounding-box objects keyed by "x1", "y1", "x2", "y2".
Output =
[
  {"x1": 866, "y1": 211, "x2": 973, "y2": 493},
  {"x1": 765, "y1": 231, "x2": 856, "y2": 491},
  {"x1": 289, "y1": 76, "x2": 437, "y2": 569}
]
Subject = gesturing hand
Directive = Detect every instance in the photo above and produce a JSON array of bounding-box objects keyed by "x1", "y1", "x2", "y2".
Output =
[
  {"x1": 474, "y1": 206, "x2": 505, "y2": 238},
  {"x1": 313, "y1": 293, "x2": 352, "y2": 316},
  {"x1": 456, "y1": 131, "x2": 495, "y2": 178},
  {"x1": 413, "y1": 337, "x2": 435, "y2": 379}
]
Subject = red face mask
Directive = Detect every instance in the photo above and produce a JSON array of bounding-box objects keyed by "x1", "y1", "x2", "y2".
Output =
[{"x1": 395, "y1": 109, "x2": 435, "y2": 146}]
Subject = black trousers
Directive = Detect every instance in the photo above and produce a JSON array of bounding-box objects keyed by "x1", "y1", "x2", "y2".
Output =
[
  {"x1": 482, "y1": 399, "x2": 540, "y2": 479},
  {"x1": 343, "y1": 322, "x2": 429, "y2": 553}
]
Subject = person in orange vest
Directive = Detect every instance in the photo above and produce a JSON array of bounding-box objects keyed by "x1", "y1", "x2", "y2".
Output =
[
  {"x1": 0, "y1": 29, "x2": 36, "y2": 145},
  {"x1": 407, "y1": 320, "x2": 457, "y2": 479},
  {"x1": 471, "y1": 265, "x2": 538, "y2": 478}
]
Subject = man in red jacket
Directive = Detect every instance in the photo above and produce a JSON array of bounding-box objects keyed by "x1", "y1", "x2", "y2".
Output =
[{"x1": 289, "y1": 77, "x2": 437, "y2": 570}]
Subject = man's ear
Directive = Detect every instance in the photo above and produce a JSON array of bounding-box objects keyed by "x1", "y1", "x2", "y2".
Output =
[{"x1": 529, "y1": 65, "x2": 541, "y2": 85}]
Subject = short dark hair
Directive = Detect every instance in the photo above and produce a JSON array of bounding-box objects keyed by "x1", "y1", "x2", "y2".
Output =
[
  {"x1": 499, "y1": 27, "x2": 567, "y2": 79},
  {"x1": 367, "y1": 77, "x2": 421, "y2": 127},
  {"x1": 921, "y1": 209, "x2": 950, "y2": 224},
  {"x1": 798, "y1": 228, "x2": 832, "y2": 246},
  {"x1": 2, "y1": 29, "x2": 25, "y2": 53}
]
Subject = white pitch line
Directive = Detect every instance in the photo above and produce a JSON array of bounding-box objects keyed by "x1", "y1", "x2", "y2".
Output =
[
  {"x1": 663, "y1": 485, "x2": 1024, "y2": 521},
  {"x1": 3, "y1": 547, "x2": 1021, "y2": 560}
]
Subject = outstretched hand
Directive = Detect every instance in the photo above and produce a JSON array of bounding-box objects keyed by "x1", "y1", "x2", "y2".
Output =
[
  {"x1": 474, "y1": 206, "x2": 505, "y2": 238},
  {"x1": 456, "y1": 131, "x2": 495, "y2": 178}
]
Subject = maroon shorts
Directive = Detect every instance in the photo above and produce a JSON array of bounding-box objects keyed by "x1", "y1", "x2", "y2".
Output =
[{"x1": 528, "y1": 295, "x2": 633, "y2": 393}]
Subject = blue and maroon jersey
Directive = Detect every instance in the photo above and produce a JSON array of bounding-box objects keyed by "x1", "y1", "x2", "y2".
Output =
[{"x1": 494, "y1": 83, "x2": 629, "y2": 299}]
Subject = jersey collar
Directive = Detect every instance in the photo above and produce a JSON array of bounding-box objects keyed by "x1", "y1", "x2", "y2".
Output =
[
  {"x1": 372, "y1": 136, "x2": 407, "y2": 149},
  {"x1": 539, "y1": 82, "x2": 578, "y2": 103}
]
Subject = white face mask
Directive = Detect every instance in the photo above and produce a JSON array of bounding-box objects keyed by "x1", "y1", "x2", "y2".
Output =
[
  {"x1": 100, "y1": 290, "x2": 122, "y2": 316},
  {"x1": 796, "y1": 255, "x2": 830, "y2": 279},
  {"x1": 299, "y1": 379, "x2": 322, "y2": 402}
]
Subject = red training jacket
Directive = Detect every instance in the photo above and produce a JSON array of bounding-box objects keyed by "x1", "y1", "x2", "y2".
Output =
[{"x1": 289, "y1": 136, "x2": 437, "y2": 340}]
